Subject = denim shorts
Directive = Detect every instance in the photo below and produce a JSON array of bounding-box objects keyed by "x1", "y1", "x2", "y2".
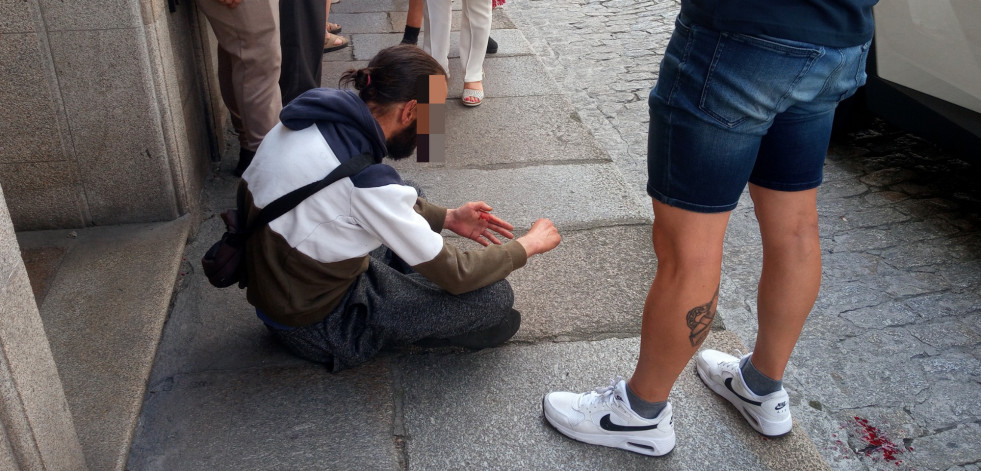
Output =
[{"x1": 647, "y1": 15, "x2": 871, "y2": 213}]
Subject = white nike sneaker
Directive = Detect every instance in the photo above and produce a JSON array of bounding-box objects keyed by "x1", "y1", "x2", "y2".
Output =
[
  {"x1": 542, "y1": 377, "x2": 676, "y2": 456},
  {"x1": 695, "y1": 350, "x2": 793, "y2": 437}
]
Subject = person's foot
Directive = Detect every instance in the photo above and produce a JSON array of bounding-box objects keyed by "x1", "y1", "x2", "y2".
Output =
[
  {"x1": 486, "y1": 36, "x2": 498, "y2": 54},
  {"x1": 695, "y1": 350, "x2": 793, "y2": 437},
  {"x1": 462, "y1": 81, "x2": 484, "y2": 107},
  {"x1": 326, "y1": 22, "x2": 342, "y2": 34},
  {"x1": 542, "y1": 377, "x2": 676, "y2": 456},
  {"x1": 323, "y1": 32, "x2": 350, "y2": 53}
]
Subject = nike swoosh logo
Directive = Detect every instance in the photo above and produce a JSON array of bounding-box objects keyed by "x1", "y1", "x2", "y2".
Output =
[
  {"x1": 724, "y1": 378, "x2": 763, "y2": 406},
  {"x1": 599, "y1": 414, "x2": 659, "y2": 432}
]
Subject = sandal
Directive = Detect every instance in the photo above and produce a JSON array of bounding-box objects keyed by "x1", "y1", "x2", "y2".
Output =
[
  {"x1": 326, "y1": 22, "x2": 342, "y2": 34},
  {"x1": 323, "y1": 32, "x2": 350, "y2": 53},
  {"x1": 462, "y1": 87, "x2": 484, "y2": 107}
]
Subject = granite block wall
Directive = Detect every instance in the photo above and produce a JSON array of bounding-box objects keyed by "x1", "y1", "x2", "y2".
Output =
[{"x1": 0, "y1": 0, "x2": 218, "y2": 231}]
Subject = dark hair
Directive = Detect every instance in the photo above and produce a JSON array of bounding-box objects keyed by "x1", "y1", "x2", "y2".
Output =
[{"x1": 340, "y1": 45, "x2": 446, "y2": 107}]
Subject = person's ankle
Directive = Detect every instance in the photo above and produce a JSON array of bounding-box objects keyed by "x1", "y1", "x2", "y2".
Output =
[
  {"x1": 740, "y1": 355, "x2": 783, "y2": 396},
  {"x1": 625, "y1": 381, "x2": 667, "y2": 419}
]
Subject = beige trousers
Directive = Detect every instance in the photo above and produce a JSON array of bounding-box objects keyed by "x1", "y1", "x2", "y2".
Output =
[
  {"x1": 197, "y1": 0, "x2": 282, "y2": 152},
  {"x1": 422, "y1": 0, "x2": 491, "y2": 83}
]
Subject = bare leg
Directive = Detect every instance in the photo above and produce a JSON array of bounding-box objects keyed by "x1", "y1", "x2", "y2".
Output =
[
  {"x1": 628, "y1": 200, "x2": 731, "y2": 402},
  {"x1": 407, "y1": 0, "x2": 423, "y2": 29},
  {"x1": 748, "y1": 184, "x2": 821, "y2": 380}
]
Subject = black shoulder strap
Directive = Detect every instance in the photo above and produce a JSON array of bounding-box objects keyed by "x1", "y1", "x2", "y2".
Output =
[{"x1": 245, "y1": 152, "x2": 376, "y2": 234}]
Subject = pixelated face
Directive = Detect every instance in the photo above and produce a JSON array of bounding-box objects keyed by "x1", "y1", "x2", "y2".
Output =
[{"x1": 416, "y1": 74, "x2": 447, "y2": 163}]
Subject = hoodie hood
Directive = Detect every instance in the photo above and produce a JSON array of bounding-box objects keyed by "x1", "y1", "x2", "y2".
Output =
[{"x1": 280, "y1": 88, "x2": 387, "y2": 163}]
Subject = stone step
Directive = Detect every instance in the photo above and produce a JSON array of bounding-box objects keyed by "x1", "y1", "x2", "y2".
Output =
[{"x1": 17, "y1": 217, "x2": 191, "y2": 471}]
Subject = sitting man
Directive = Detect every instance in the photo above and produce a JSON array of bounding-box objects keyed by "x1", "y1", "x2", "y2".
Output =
[{"x1": 239, "y1": 45, "x2": 561, "y2": 371}]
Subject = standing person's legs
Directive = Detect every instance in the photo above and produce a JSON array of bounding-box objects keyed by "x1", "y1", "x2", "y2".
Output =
[
  {"x1": 628, "y1": 202, "x2": 729, "y2": 401},
  {"x1": 696, "y1": 37, "x2": 869, "y2": 436},
  {"x1": 460, "y1": 0, "x2": 491, "y2": 82},
  {"x1": 693, "y1": 111, "x2": 833, "y2": 438},
  {"x1": 421, "y1": 0, "x2": 452, "y2": 74},
  {"x1": 542, "y1": 14, "x2": 835, "y2": 454},
  {"x1": 460, "y1": 0, "x2": 491, "y2": 105},
  {"x1": 749, "y1": 185, "x2": 821, "y2": 380},
  {"x1": 739, "y1": 101, "x2": 835, "y2": 380},
  {"x1": 215, "y1": 46, "x2": 247, "y2": 152},
  {"x1": 197, "y1": 0, "x2": 282, "y2": 173},
  {"x1": 322, "y1": 0, "x2": 350, "y2": 53},
  {"x1": 279, "y1": 0, "x2": 327, "y2": 104}
]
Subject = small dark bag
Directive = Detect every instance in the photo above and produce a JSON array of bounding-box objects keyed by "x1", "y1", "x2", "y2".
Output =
[
  {"x1": 201, "y1": 152, "x2": 375, "y2": 288},
  {"x1": 202, "y1": 209, "x2": 249, "y2": 288}
]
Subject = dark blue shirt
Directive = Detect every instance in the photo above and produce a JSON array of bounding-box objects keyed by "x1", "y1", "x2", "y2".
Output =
[{"x1": 681, "y1": 0, "x2": 877, "y2": 48}]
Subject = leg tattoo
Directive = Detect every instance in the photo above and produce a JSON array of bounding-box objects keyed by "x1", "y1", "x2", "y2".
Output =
[{"x1": 686, "y1": 287, "x2": 719, "y2": 347}]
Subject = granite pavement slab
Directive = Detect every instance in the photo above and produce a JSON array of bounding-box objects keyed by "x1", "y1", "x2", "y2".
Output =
[
  {"x1": 439, "y1": 95, "x2": 608, "y2": 168},
  {"x1": 391, "y1": 162, "x2": 652, "y2": 230},
  {"x1": 507, "y1": 224, "x2": 655, "y2": 341},
  {"x1": 127, "y1": 362, "x2": 400, "y2": 471},
  {"x1": 400, "y1": 332, "x2": 828, "y2": 470}
]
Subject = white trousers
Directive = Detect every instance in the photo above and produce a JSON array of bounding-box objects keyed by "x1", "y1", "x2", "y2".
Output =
[{"x1": 422, "y1": 0, "x2": 491, "y2": 83}]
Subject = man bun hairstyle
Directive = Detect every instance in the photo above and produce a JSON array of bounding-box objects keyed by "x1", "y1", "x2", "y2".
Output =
[{"x1": 340, "y1": 44, "x2": 446, "y2": 107}]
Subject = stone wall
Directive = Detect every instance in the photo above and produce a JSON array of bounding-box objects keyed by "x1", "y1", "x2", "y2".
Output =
[
  {"x1": 0, "y1": 182, "x2": 86, "y2": 470},
  {"x1": 0, "y1": 0, "x2": 221, "y2": 231}
]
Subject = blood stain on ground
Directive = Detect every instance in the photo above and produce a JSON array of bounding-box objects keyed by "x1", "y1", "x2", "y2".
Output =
[{"x1": 850, "y1": 416, "x2": 914, "y2": 465}]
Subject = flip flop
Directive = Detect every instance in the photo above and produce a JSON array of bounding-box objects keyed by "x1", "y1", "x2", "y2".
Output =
[
  {"x1": 323, "y1": 32, "x2": 350, "y2": 53},
  {"x1": 326, "y1": 22, "x2": 342, "y2": 34},
  {"x1": 462, "y1": 88, "x2": 484, "y2": 107}
]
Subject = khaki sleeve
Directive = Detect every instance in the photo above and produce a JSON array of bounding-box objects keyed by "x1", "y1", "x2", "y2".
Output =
[
  {"x1": 412, "y1": 240, "x2": 528, "y2": 295},
  {"x1": 413, "y1": 197, "x2": 447, "y2": 233}
]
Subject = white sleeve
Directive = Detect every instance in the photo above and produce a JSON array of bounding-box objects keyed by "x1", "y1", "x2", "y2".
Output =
[{"x1": 349, "y1": 184, "x2": 445, "y2": 266}]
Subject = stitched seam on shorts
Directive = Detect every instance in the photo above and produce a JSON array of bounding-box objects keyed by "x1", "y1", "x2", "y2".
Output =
[{"x1": 701, "y1": 34, "x2": 823, "y2": 128}]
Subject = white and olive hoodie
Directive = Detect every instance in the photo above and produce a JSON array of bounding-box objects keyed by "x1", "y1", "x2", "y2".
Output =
[{"x1": 240, "y1": 89, "x2": 527, "y2": 327}]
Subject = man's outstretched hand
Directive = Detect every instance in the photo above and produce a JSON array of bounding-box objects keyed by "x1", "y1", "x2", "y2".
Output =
[
  {"x1": 445, "y1": 202, "x2": 515, "y2": 246},
  {"x1": 517, "y1": 218, "x2": 561, "y2": 257}
]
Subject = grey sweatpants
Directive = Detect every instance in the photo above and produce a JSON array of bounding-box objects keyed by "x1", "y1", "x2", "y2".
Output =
[{"x1": 266, "y1": 248, "x2": 515, "y2": 371}]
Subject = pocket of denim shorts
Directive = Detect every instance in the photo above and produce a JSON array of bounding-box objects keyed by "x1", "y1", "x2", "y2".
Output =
[
  {"x1": 675, "y1": 14, "x2": 692, "y2": 35},
  {"x1": 699, "y1": 33, "x2": 822, "y2": 128}
]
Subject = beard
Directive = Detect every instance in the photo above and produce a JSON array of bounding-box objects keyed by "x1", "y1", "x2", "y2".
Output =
[{"x1": 385, "y1": 119, "x2": 418, "y2": 161}]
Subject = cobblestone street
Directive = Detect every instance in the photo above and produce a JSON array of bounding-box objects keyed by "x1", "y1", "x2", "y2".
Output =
[{"x1": 506, "y1": 0, "x2": 981, "y2": 469}]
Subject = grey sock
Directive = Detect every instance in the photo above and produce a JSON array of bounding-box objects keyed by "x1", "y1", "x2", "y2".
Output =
[
  {"x1": 740, "y1": 355, "x2": 783, "y2": 396},
  {"x1": 625, "y1": 383, "x2": 667, "y2": 419}
]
